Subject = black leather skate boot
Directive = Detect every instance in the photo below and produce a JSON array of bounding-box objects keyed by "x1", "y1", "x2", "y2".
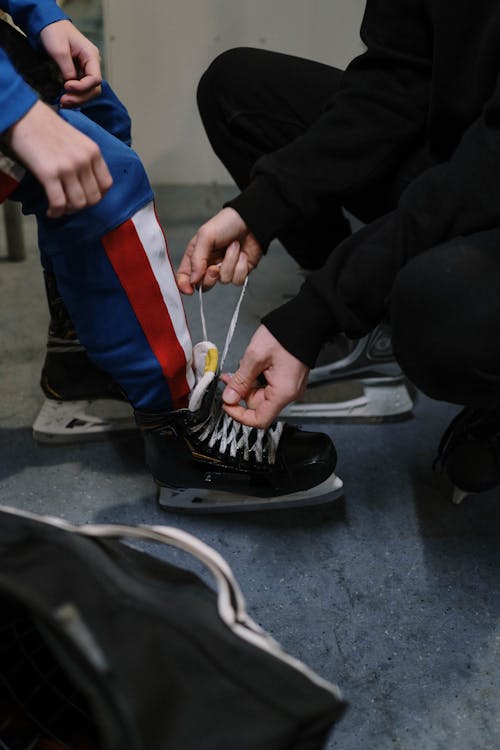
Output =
[
  {"x1": 434, "y1": 406, "x2": 500, "y2": 503},
  {"x1": 282, "y1": 323, "x2": 413, "y2": 422},
  {"x1": 136, "y1": 342, "x2": 343, "y2": 512},
  {"x1": 40, "y1": 271, "x2": 125, "y2": 403},
  {"x1": 33, "y1": 272, "x2": 133, "y2": 443},
  {"x1": 309, "y1": 323, "x2": 401, "y2": 384}
]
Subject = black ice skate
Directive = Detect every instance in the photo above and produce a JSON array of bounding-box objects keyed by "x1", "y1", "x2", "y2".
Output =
[
  {"x1": 281, "y1": 323, "x2": 413, "y2": 422},
  {"x1": 136, "y1": 340, "x2": 343, "y2": 513},
  {"x1": 33, "y1": 272, "x2": 135, "y2": 443},
  {"x1": 434, "y1": 407, "x2": 500, "y2": 504}
]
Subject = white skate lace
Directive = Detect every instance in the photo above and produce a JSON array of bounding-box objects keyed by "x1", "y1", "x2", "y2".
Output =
[{"x1": 192, "y1": 280, "x2": 284, "y2": 465}]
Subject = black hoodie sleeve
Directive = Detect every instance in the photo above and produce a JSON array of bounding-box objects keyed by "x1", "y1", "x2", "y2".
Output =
[
  {"x1": 226, "y1": 0, "x2": 432, "y2": 251},
  {"x1": 263, "y1": 72, "x2": 500, "y2": 366}
]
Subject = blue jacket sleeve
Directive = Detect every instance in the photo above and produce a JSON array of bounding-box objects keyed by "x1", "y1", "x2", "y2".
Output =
[
  {"x1": 0, "y1": 45, "x2": 37, "y2": 132},
  {"x1": 0, "y1": 1, "x2": 68, "y2": 132},
  {"x1": 0, "y1": 1, "x2": 67, "y2": 43}
]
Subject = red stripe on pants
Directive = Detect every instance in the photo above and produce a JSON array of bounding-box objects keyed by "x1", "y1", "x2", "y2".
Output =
[{"x1": 102, "y1": 219, "x2": 190, "y2": 410}]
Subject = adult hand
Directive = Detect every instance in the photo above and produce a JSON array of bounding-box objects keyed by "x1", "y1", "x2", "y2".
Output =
[
  {"x1": 3, "y1": 99, "x2": 113, "y2": 217},
  {"x1": 40, "y1": 20, "x2": 102, "y2": 107},
  {"x1": 176, "y1": 207, "x2": 263, "y2": 294},
  {"x1": 221, "y1": 325, "x2": 310, "y2": 428}
]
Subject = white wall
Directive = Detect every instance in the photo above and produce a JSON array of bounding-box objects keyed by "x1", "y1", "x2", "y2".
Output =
[{"x1": 102, "y1": 0, "x2": 366, "y2": 184}]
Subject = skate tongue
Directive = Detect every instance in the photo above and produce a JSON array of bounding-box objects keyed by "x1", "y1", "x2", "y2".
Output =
[
  {"x1": 189, "y1": 341, "x2": 219, "y2": 411},
  {"x1": 190, "y1": 280, "x2": 248, "y2": 413}
]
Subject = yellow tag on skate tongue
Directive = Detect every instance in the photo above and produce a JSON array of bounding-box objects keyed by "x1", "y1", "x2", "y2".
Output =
[
  {"x1": 204, "y1": 346, "x2": 218, "y2": 374},
  {"x1": 189, "y1": 341, "x2": 219, "y2": 411},
  {"x1": 192, "y1": 341, "x2": 218, "y2": 380}
]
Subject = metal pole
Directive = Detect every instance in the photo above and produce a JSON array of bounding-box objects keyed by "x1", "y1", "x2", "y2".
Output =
[{"x1": 3, "y1": 202, "x2": 25, "y2": 261}]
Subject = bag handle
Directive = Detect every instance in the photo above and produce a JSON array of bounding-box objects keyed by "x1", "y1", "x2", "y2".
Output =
[
  {"x1": 0, "y1": 506, "x2": 341, "y2": 697},
  {"x1": 0, "y1": 505, "x2": 250, "y2": 627}
]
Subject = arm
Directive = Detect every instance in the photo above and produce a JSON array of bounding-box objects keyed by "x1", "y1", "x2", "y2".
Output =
[
  {"x1": 221, "y1": 326, "x2": 309, "y2": 429},
  {"x1": 0, "y1": 0, "x2": 65, "y2": 128},
  {"x1": 2, "y1": 99, "x2": 113, "y2": 217},
  {"x1": 1, "y1": 1, "x2": 101, "y2": 106},
  {"x1": 0, "y1": 3, "x2": 110, "y2": 214},
  {"x1": 0, "y1": 45, "x2": 37, "y2": 132},
  {"x1": 177, "y1": 0, "x2": 431, "y2": 293},
  {"x1": 0, "y1": 0, "x2": 67, "y2": 43},
  {"x1": 176, "y1": 207, "x2": 263, "y2": 295},
  {"x1": 263, "y1": 70, "x2": 500, "y2": 367},
  {"x1": 39, "y1": 19, "x2": 102, "y2": 107},
  {"x1": 227, "y1": 0, "x2": 433, "y2": 251},
  {"x1": 224, "y1": 71, "x2": 500, "y2": 427}
]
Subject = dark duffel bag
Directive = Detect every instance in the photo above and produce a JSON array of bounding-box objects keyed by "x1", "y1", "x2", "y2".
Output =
[{"x1": 0, "y1": 506, "x2": 346, "y2": 750}]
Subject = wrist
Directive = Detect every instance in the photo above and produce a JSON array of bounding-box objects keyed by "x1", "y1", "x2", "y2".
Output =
[
  {"x1": 10, "y1": 3, "x2": 69, "y2": 46},
  {"x1": 220, "y1": 205, "x2": 249, "y2": 236},
  {"x1": 224, "y1": 176, "x2": 295, "y2": 252},
  {"x1": 262, "y1": 283, "x2": 340, "y2": 368},
  {"x1": 2, "y1": 98, "x2": 40, "y2": 146}
]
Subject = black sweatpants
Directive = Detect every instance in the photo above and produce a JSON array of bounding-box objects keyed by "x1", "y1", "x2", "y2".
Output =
[{"x1": 197, "y1": 47, "x2": 500, "y2": 409}]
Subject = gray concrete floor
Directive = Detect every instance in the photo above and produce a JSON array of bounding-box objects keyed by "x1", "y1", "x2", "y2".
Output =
[{"x1": 1, "y1": 202, "x2": 500, "y2": 750}]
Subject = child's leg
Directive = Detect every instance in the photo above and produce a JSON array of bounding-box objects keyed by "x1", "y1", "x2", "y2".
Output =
[
  {"x1": 11, "y1": 108, "x2": 193, "y2": 412},
  {"x1": 79, "y1": 81, "x2": 132, "y2": 146}
]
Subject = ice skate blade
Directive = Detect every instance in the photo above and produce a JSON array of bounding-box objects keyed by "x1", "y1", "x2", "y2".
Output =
[
  {"x1": 309, "y1": 362, "x2": 402, "y2": 385},
  {"x1": 280, "y1": 378, "x2": 413, "y2": 423},
  {"x1": 452, "y1": 486, "x2": 471, "y2": 505},
  {"x1": 157, "y1": 471, "x2": 343, "y2": 513},
  {"x1": 33, "y1": 397, "x2": 135, "y2": 444}
]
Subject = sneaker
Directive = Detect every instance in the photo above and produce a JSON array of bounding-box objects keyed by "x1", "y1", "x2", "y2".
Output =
[
  {"x1": 434, "y1": 407, "x2": 500, "y2": 503},
  {"x1": 309, "y1": 323, "x2": 401, "y2": 384},
  {"x1": 136, "y1": 341, "x2": 343, "y2": 512}
]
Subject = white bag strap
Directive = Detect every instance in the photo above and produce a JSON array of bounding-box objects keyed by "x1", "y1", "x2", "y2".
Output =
[{"x1": 0, "y1": 505, "x2": 342, "y2": 698}]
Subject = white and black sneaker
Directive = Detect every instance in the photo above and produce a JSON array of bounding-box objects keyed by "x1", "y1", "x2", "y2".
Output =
[{"x1": 136, "y1": 340, "x2": 343, "y2": 513}]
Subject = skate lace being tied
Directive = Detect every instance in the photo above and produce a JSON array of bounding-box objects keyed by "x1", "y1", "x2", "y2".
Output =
[{"x1": 191, "y1": 280, "x2": 284, "y2": 465}]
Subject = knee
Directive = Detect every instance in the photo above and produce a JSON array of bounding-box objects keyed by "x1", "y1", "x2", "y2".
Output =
[
  {"x1": 390, "y1": 240, "x2": 500, "y2": 401},
  {"x1": 60, "y1": 109, "x2": 148, "y2": 196},
  {"x1": 197, "y1": 47, "x2": 260, "y2": 118},
  {"x1": 36, "y1": 110, "x2": 153, "y2": 245},
  {"x1": 390, "y1": 250, "x2": 456, "y2": 398}
]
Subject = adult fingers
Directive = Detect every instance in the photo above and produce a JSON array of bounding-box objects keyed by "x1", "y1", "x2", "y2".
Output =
[
  {"x1": 222, "y1": 360, "x2": 265, "y2": 406},
  {"x1": 220, "y1": 372, "x2": 262, "y2": 406},
  {"x1": 201, "y1": 264, "x2": 221, "y2": 292},
  {"x1": 188, "y1": 231, "x2": 211, "y2": 285},
  {"x1": 219, "y1": 241, "x2": 240, "y2": 283},
  {"x1": 232, "y1": 249, "x2": 251, "y2": 285},
  {"x1": 176, "y1": 241, "x2": 196, "y2": 294},
  {"x1": 223, "y1": 397, "x2": 281, "y2": 429}
]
